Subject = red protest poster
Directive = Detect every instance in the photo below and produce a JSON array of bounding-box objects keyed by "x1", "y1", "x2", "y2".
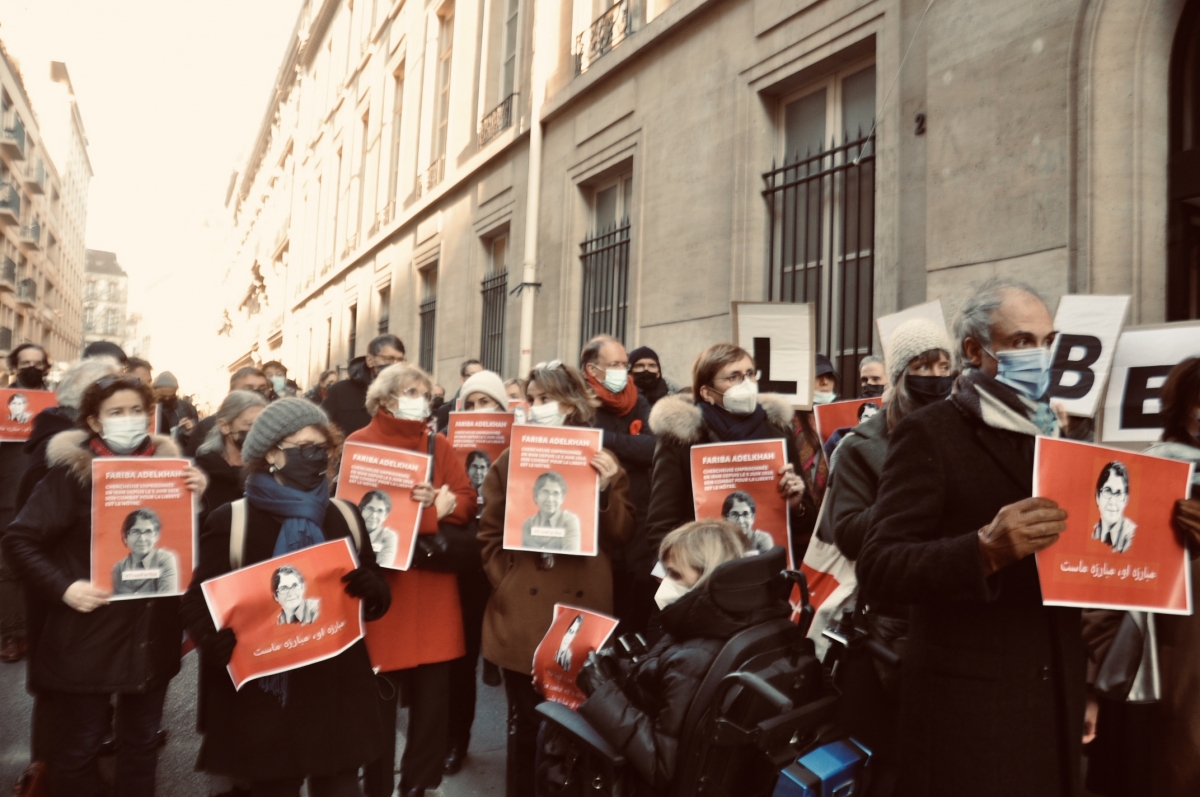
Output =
[
  {"x1": 201, "y1": 538, "x2": 364, "y2": 689},
  {"x1": 0, "y1": 389, "x2": 57, "y2": 442},
  {"x1": 1034, "y1": 437, "x2": 1194, "y2": 614},
  {"x1": 334, "y1": 442, "x2": 430, "y2": 570},
  {"x1": 90, "y1": 458, "x2": 196, "y2": 600},
  {"x1": 503, "y1": 425, "x2": 602, "y2": 556},
  {"x1": 532, "y1": 604, "x2": 620, "y2": 709},
  {"x1": 813, "y1": 398, "x2": 883, "y2": 445},
  {"x1": 508, "y1": 399, "x2": 529, "y2": 425},
  {"x1": 690, "y1": 439, "x2": 792, "y2": 564},
  {"x1": 448, "y1": 411, "x2": 514, "y2": 508}
]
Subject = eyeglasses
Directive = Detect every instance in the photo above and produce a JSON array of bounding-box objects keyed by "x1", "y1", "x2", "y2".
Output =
[
  {"x1": 373, "y1": 355, "x2": 404, "y2": 367},
  {"x1": 276, "y1": 582, "x2": 303, "y2": 595},
  {"x1": 94, "y1": 375, "x2": 144, "y2": 392},
  {"x1": 712, "y1": 370, "x2": 761, "y2": 387},
  {"x1": 125, "y1": 528, "x2": 159, "y2": 539},
  {"x1": 277, "y1": 442, "x2": 328, "y2": 460},
  {"x1": 395, "y1": 387, "x2": 432, "y2": 401},
  {"x1": 1098, "y1": 487, "x2": 1127, "y2": 501}
]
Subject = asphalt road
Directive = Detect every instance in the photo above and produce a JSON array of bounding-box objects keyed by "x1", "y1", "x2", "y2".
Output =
[{"x1": 0, "y1": 653, "x2": 507, "y2": 796}]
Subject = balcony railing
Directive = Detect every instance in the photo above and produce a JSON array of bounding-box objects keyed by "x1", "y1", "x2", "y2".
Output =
[
  {"x1": 416, "y1": 156, "x2": 445, "y2": 199},
  {"x1": 0, "y1": 256, "x2": 15, "y2": 292},
  {"x1": 0, "y1": 181, "x2": 19, "y2": 225},
  {"x1": 18, "y1": 219, "x2": 41, "y2": 251},
  {"x1": 377, "y1": 200, "x2": 396, "y2": 230},
  {"x1": 479, "y1": 94, "x2": 518, "y2": 148},
  {"x1": 24, "y1": 160, "x2": 45, "y2": 195},
  {"x1": 320, "y1": 256, "x2": 333, "y2": 277},
  {"x1": 17, "y1": 278, "x2": 37, "y2": 306},
  {"x1": 0, "y1": 112, "x2": 25, "y2": 160},
  {"x1": 575, "y1": 0, "x2": 635, "y2": 76},
  {"x1": 341, "y1": 232, "x2": 358, "y2": 259}
]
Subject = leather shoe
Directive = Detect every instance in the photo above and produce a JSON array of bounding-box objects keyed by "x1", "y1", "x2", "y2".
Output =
[
  {"x1": 443, "y1": 746, "x2": 466, "y2": 775},
  {"x1": 481, "y1": 659, "x2": 501, "y2": 687},
  {"x1": 0, "y1": 636, "x2": 26, "y2": 663}
]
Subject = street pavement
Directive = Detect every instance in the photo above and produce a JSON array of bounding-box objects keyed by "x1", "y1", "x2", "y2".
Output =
[{"x1": 0, "y1": 653, "x2": 507, "y2": 796}]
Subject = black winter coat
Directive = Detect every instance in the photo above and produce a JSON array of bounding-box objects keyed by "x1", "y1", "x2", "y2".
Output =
[
  {"x1": 3, "y1": 430, "x2": 184, "y2": 695},
  {"x1": 823, "y1": 409, "x2": 889, "y2": 561},
  {"x1": 856, "y1": 399, "x2": 1085, "y2": 797},
  {"x1": 194, "y1": 449, "x2": 245, "y2": 527},
  {"x1": 646, "y1": 394, "x2": 816, "y2": 563},
  {"x1": 16, "y1": 406, "x2": 75, "y2": 511},
  {"x1": 321, "y1": 357, "x2": 373, "y2": 437},
  {"x1": 181, "y1": 498, "x2": 386, "y2": 783},
  {"x1": 578, "y1": 549, "x2": 791, "y2": 791},
  {"x1": 591, "y1": 392, "x2": 656, "y2": 576}
]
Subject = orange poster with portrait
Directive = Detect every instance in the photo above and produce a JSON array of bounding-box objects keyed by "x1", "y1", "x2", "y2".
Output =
[
  {"x1": 1034, "y1": 437, "x2": 1194, "y2": 614},
  {"x1": 334, "y1": 442, "x2": 430, "y2": 571},
  {"x1": 448, "y1": 411, "x2": 514, "y2": 511},
  {"x1": 201, "y1": 538, "x2": 364, "y2": 689},
  {"x1": 90, "y1": 458, "x2": 196, "y2": 600},
  {"x1": 0, "y1": 389, "x2": 57, "y2": 442},
  {"x1": 508, "y1": 399, "x2": 529, "y2": 425},
  {"x1": 690, "y1": 439, "x2": 792, "y2": 565},
  {"x1": 503, "y1": 425, "x2": 602, "y2": 556},
  {"x1": 813, "y1": 398, "x2": 883, "y2": 445},
  {"x1": 532, "y1": 604, "x2": 621, "y2": 709}
]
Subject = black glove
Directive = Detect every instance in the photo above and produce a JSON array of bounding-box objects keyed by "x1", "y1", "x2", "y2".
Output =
[
  {"x1": 576, "y1": 651, "x2": 618, "y2": 697},
  {"x1": 342, "y1": 567, "x2": 392, "y2": 621},
  {"x1": 199, "y1": 627, "x2": 237, "y2": 667}
]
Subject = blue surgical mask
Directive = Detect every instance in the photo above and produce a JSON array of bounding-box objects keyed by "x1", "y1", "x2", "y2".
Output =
[
  {"x1": 270, "y1": 375, "x2": 287, "y2": 395},
  {"x1": 987, "y1": 346, "x2": 1052, "y2": 401},
  {"x1": 601, "y1": 368, "x2": 628, "y2": 394}
]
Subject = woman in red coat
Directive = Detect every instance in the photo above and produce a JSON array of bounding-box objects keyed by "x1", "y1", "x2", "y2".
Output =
[{"x1": 349, "y1": 363, "x2": 478, "y2": 797}]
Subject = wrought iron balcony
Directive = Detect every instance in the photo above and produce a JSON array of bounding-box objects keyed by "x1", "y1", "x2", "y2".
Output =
[
  {"x1": 320, "y1": 256, "x2": 333, "y2": 277},
  {"x1": 0, "y1": 112, "x2": 25, "y2": 160},
  {"x1": 479, "y1": 94, "x2": 518, "y2": 148},
  {"x1": 0, "y1": 256, "x2": 15, "y2": 292},
  {"x1": 416, "y1": 156, "x2": 445, "y2": 199},
  {"x1": 575, "y1": 0, "x2": 635, "y2": 76},
  {"x1": 18, "y1": 219, "x2": 41, "y2": 251},
  {"x1": 0, "y1": 181, "x2": 19, "y2": 226},
  {"x1": 17, "y1": 278, "x2": 37, "y2": 306},
  {"x1": 24, "y1": 160, "x2": 45, "y2": 195}
]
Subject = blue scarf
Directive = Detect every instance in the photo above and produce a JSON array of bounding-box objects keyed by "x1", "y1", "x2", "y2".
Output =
[
  {"x1": 245, "y1": 472, "x2": 330, "y2": 558},
  {"x1": 699, "y1": 401, "x2": 770, "y2": 442}
]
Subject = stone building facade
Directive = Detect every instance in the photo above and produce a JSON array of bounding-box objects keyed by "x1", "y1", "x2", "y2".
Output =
[
  {"x1": 221, "y1": 0, "x2": 1200, "y2": 391},
  {"x1": 0, "y1": 45, "x2": 90, "y2": 366},
  {"x1": 82, "y1": 250, "x2": 130, "y2": 350}
]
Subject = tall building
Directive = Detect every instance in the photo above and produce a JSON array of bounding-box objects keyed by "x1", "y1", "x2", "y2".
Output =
[
  {"x1": 0, "y1": 42, "x2": 90, "y2": 365},
  {"x1": 221, "y1": 0, "x2": 1200, "y2": 390},
  {"x1": 83, "y1": 249, "x2": 130, "y2": 350}
]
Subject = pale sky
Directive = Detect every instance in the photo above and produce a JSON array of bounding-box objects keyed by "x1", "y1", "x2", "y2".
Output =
[{"x1": 2, "y1": 0, "x2": 303, "y2": 402}]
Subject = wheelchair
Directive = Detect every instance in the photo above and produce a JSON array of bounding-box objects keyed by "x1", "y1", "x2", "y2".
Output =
[{"x1": 535, "y1": 548, "x2": 839, "y2": 797}]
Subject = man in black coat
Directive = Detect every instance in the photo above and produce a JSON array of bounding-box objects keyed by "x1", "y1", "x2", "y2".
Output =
[
  {"x1": 581, "y1": 335, "x2": 656, "y2": 635},
  {"x1": 321, "y1": 334, "x2": 405, "y2": 437},
  {"x1": 857, "y1": 279, "x2": 1084, "y2": 797}
]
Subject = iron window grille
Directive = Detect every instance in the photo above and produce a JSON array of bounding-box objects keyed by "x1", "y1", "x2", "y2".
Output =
[
  {"x1": 419, "y1": 295, "x2": 437, "y2": 371},
  {"x1": 762, "y1": 128, "x2": 875, "y2": 392},
  {"x1": 579, "y1": 220, "x2": 631, "y2": 345},
  {"x1": 479, "y1": 94, "x2": 517, "y2": 147},
  {"x1": 480, "y1": 270, "x2": 508, "y2": 372}
]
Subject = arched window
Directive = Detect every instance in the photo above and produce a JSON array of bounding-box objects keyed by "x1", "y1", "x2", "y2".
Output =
[{"x1": 1168, "y1": 0, "x2": 1200, "y2": 320}]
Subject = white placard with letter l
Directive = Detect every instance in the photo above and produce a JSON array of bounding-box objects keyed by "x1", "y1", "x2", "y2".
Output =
[
  {"x1": 1101, "y1": 321, "x2": 1200, "y2": 443},
  {"x1": 732, "y1": 302, "x2": 815, "y2": 410},
  {"x1": 1047, "y1": 294, "x2": 1130, "y2": 417},
  {"x1": 876, "y1": 300, "x2": 947, "y2": 362}
]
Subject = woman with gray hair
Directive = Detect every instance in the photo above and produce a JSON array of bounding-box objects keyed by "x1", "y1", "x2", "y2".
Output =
[{"x1": 194, "y1": 389, "x2": 268, "y2": 525}]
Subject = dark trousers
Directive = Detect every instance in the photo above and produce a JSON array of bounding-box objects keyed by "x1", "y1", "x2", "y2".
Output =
[
  {"x1": 447, "y1": 568, "x2": 491, "y2": 753},
  {"x1": 51, "y1": 685, "x2": 168, "y2": 797},
  {"x1": 363, "y1": 662, "x2": 450, "y2": 797},
  {"x1": 503, "y1": 667, "x2": 544, "y2": 797},
  {"x1": 249, "y1": 769, "x2": 361, "y2": 797}
]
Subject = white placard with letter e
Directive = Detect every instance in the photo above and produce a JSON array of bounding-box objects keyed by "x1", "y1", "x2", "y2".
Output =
[{"x1": 1101, "y1": 321, "x2": 1200, "y2": 443}]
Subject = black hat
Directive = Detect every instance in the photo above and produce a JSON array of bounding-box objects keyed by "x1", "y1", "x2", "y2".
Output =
[
  {"x1": 815, "y1": 354, "x2": 838, "y2": 381},
  {"x1": 628, "y1": 346, "x2": 660, "y2": 367}
]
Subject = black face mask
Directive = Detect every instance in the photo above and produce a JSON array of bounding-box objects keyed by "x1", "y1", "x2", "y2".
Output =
[
  {"x1": 230, "y1": 431, "x2": 248, "y2": 450},
  {"x1": 860, "y1": 382, "x2": 886, "y2": 399},
  {"x1": 275, "y1": 445, "x2": 330, "y2": 492},
  {"x1": 16, "y1": 366, "x2": 46, "y2": 389},
  {"x1": 906, "y1": 375, "x2": 954, "y2": 406},
  {"x1": 161, "y1": 396, "x2": 179, "y2": 411},
  {"x1": 632, "y1": 371, "x2": 662, "y2": 392},
  {"x1": 429, "y1": 396, "x2": 445, "y2": 412}
]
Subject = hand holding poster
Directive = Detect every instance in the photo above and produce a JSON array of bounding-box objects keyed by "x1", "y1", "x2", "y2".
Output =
[
  {"x1": 690, "y1": 439, "x2": 792, "y2": 564},
  {"x1": 732, "y1": 302, "x2": 816, "y2": 409},
  {"x1": 335, "y1": 442, "x2": 431, "y2": 570},
  {"x1": 813, "y1": 398, "x2": 884, "y2": 445},
  {"x1": 1047, "y1": 295, "x2": 1130, "y2": 417},
  {"x1": 532, "y1": 604, "x2": 620, "y2": 709},
  {"x1": 1034, "y1": 437, "x2": 1194, "y2": 614},
  {"x1": 448, "y1": 411, "x2": 515, "y2": 510},
  {"x1": 0, "y1": 389, "x2": 57, "y2": 442},
  {"x1": 201, "y1": 538, "x2": 364, "y2": 689},
  {"x1": 504, "y1": 426, "x2": 603, "y2": 555},
  {"x1": 1101, "y1": 322, "x2": 1200, "y2": 443},
  {"x1": 91, "y1": 458, "x2": 196, "y2": 599}
]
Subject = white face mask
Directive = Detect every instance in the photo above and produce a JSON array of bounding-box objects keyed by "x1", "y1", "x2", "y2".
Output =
[
  {"x1": 391, "y1": 395, "x2": 430, "y2": 422},
  {"x1": 529, "y1": 401, "x2": 566, "y2": 427},
  {"x1": 812, "y1": 391, "x2": 837, "y2": 405},
  {"x1": 654, "y1": 576, "x2": 692, "y2": 610},
  {"x1": 100, "y1": 415, "x2": 150, "y2": 454},
  {"x1": 599, "y1": 367, "x2": 628, "y2": 394},
  {"x1": 720, "y1": 379, "x2": 759, "y2": 416}
]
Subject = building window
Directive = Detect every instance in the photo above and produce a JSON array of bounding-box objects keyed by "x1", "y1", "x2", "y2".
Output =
[
  {"x1": 378, "y1": 286, "x2": 391, "y2": 333},
  {"x1": 356, "y1": 111, "x2": 370, "y2": 240},
  {"x1": 1169, "y1": 0, "x2": 1200, "y2": 321},
  {"x1": 348, "y1": 304, "x2": 358, "y2": 360},
  {"x1": 419, "y1": 266, "x2": 438, "y2": 371},
  {"x1": 83, "y1": 305, "x2": 93, "y2": 332},
  {"x1": 502, "y1": 0, "x2": 519, "y2": 98},
  {"x1": 325, "y1": 317, "x2": 333, "y2": 370},
  {"x1": 434, "y1": 6, "x2": 455, "y2": 162},
  {"x1": 580, "y1": 173, "x2": 633, "y2": 345},
  {"x1": 764, "y1": 62, "x2": 876, "y2": 391},
  {"x1": 480, "y1": 233, "x2": 508, "y2": 372}
]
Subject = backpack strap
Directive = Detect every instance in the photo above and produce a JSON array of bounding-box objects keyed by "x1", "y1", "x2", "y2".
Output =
[
  {"x1": 229, "y1": 499, "x2": 247, "y2": 570},
  {"x1": 330, "y1": 497, "x2": 365, "y2": 556}
]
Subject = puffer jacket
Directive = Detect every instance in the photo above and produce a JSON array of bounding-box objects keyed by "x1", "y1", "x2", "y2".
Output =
[
  {"x1": 2, "y1": 429, "x2": 185, "y2": 694},
  {"x1": 577, "y1": 548, "x2": 791, "y2": 791}
]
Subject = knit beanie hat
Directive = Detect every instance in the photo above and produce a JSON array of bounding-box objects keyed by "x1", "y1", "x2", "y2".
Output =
[
  {"x1": 627, "y1": 346, "x2": 660, "y2": 368},
  {"x1": 152, "y1": 371, "x2": 179, "y2": 389},
  {"x1": 242, "y1": 397, "x2": 330, "y2": 461},
  {"x1": 886, "y1": 318, "x2": 952, "y2": 384},
  {"x1": 459, "y1": 369, "x2": 509, "y2": 409}
]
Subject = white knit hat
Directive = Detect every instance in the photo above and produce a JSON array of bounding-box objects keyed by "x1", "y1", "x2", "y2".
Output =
[
  {"x1": 886, "y1": 318, "x2": 952, "y2": 384},
  {"x1": 459, "y1": 369, "x2": 509, "y2": 409}
]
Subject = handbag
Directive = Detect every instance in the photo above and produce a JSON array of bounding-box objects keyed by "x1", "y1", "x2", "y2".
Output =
[
  {"x1": 1094, "y1": 611, "x2": 1161, "y2": 703},
  {"x1": 411, "y1": 430, "x2": 485, "y2": 574}
]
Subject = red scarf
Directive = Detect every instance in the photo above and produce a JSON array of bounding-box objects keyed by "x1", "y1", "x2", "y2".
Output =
[
  {"x1": 89, "y1": 435, "x2": 157, "y2": 459},
  {"x1": 584, "y1": 370, "x2": 639, "y2": 417}
]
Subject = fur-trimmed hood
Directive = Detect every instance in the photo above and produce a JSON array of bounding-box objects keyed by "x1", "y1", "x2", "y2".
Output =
[
  {"x1": 648, "y1": 393, "x2": 795, "y2": 445},
  {"x1": 46, "y1": 429, "x2": 182, "y2": 485}
]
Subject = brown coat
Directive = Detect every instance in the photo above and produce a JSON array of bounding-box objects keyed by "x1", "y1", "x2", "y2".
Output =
[{"x1": 479, "y1": 448, "x2": 635, "y2": 674}]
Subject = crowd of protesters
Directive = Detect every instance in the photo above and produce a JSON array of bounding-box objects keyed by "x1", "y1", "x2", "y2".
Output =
[{"x1": 1, "y1": 277, "x2": 1199, "y2": 797}]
